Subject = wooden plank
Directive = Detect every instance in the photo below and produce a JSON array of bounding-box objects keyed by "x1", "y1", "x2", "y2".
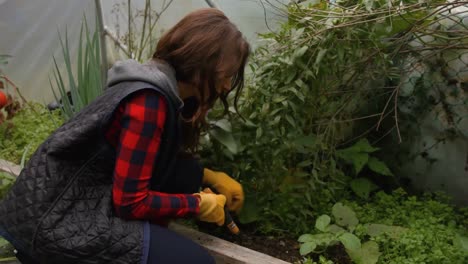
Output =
[
  {"x1": 169, "y1": 223, "x2": 291, "y2": 264},
  {"x1": 0, "y1": 159, "x2": 21, "y2": 177}
]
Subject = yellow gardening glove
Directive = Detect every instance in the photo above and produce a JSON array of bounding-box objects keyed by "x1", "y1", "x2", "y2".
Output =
[
  {"x1": 203, "y1": 168, "x2": 244, "y2": 214},
  {"x1": 194, "y1": 188, "x2": 226, "y2": 226}
]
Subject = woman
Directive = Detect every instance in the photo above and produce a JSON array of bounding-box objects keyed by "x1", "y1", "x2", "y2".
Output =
[{"x1": 0, "y1": 8, "x2": 250, "y2": 264}]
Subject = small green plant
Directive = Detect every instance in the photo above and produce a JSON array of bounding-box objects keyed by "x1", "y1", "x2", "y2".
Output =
[
  {"x1": 0, "y1": 236, "x2": 16, "y2": 262},
  {"x1": 336, "y1": 138, "x2": 393, "y2": 199},
  {"x1": 298, "y1": 202, "x2": 386, "y2": 264},
  {"x1": 301, "y1": 255, "x2": 334, "y2": 264},
  {"x1": 299, "y1": 190, "x2": 468, "y2": 263},
  {"x1": 0, "y1": 171, "x2": 15, "y2": 200},
  {"x1": 0, "y1": 102, "x2": 63, "y2": 164},
  {"x1": 350, "y1": 190, "x2": 468, "y2": 264},
  {"x1": 0, "y1": 171, "x2": 16, "y2": 262},
  {"x1": 50, "y1": 17, "x2": 104, "y2": 120},
  {"x1": 336, "y1": 139, "x2": 393, "y2": 177}
]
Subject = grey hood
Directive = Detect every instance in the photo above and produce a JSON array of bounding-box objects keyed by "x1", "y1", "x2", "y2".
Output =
[{"x1": 106, "y1": 59, "x2": 183, "y2": 107}]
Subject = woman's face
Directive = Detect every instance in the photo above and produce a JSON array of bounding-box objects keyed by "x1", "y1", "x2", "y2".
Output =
[
  {"x1": 214, "y1": 53, "x2": 240, "y2": 97},
  {"x1": 178, "y1": 53, "x2": 240, "y2": 119}
]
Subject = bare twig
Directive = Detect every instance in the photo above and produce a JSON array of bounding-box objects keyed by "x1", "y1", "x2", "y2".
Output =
[
  {"x1": 376, "y1": 83, "x2": 400, "y2": 131},
  {"x1": 104, "y1": 27, "x2": 132, "y2": 58},
  {"x1": 127, "y1": 0, "x2": 133, "y2": 55},
  {"x1": 372, "y1": 125, "x2": 396, "y2": 145},
  {"x1": 140, "y1": 0, "x2": 174, "y2": 56},
  {"x1": 137, "y1": 0, "x2": 151, "y2": 61},
  {"x1": 394, "y1": 84, "x2": 402, "y2": 143}
]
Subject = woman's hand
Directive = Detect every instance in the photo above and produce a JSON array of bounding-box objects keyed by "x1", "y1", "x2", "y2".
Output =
[
  {"x1": 203, "y1": 168, "x2": 244, "y2": 214},
  {"x1": 194, "y1": 188, "x2": 226, "y2": 226}
]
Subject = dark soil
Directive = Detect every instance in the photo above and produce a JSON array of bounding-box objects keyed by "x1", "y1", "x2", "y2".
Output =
[
  {"x1": 326, "y1": 244, "x2": 352, "y2": 264},
  {"x1": 198, "y1": 223, "x2": 302, "y2": 263},
  {"x1": 198, "y1": 223, "x2": 351, "y2": 264},
  {"x1": 214, "y1": 228, "x2": 302, "y2": 263}
]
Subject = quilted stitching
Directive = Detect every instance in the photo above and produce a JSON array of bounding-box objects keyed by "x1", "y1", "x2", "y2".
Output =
[{"x1": 0, "y1": 80, "x2": 178, "y2": 263}]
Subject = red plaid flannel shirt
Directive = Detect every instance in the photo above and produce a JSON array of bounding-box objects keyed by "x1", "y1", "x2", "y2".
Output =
[{"x1": 105, "y1": 89, "x2": 199, "y2": 221}]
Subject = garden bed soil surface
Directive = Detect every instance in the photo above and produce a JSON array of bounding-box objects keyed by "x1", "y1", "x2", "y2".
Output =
[{"x1": 198, "y1": 224, "x2": 351, "y2": 264}]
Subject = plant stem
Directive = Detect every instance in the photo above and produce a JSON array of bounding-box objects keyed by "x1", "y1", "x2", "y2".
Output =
[
  {"x1": 137, "y1": 0, "x2": 150, "y2": 61},
  {"x1": 94, "y1": 0, "x2": 107, "y2": 86},
  {"x1": 127, "y1": 0, "x2": 133, "y2": 58},
  {"x1": 140, "y1": 0, "x2": 174, "y2": 54}
]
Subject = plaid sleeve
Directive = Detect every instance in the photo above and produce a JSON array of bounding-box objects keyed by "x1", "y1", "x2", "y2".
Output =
[{"x1": 110, "y1": 89, "x2": 200, "y2": 221}]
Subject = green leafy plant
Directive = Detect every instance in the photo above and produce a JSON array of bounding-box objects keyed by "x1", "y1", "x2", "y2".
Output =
[
  {"x1": 201, "y1": 0, "x2": 463, "y2": 237},
  {"x1": 335, "y1": 138, "x2": 392, "y2": 199},
  {"x1": 50, "y1": 18, "x2": 104, "y2": 120},
  {"x1": 0, "y1": 171, "x2": 16, "y2": 262},
  {"x1": 298, "y1": 202, "x2": 385, "y2": 264},
  {"x1": 0, "y1": 236, "x2": 16, "y2": 262},
  {"x1": 302, "y1": 255, "x2": 334, "y2": 264},
  {"x1": 349, "y1": 189, "x2": 467, "y2": 264},
  {"x1": 200, "y1": 0, "x2": 403, "y2": 231},
  {"x1": 336, "y1": 139, "x2": 392, "y2": 176},
  {"x1": 298, "y1": 193, "x2": 468, "y2": 264},
  {"x1": 0, "y1": 102, "x2": 63, "y2": 164},
  {"x1": 0, "y1": 171, "x2": 15, "y2": 200}
]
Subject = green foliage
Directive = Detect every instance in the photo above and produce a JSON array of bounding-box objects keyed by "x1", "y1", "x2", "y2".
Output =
[
  {"x1": 336, "y1": 139, "x2": 393, "y2": 199},
  {"x1": 298, "y1": 203, "x2": 381, "y2": 264},
  {"x1": 0, "y1": 172, "x2": 16, "y2": 261},
  {"x1": 332, "y1": 203, "x2": 359, "y2": 229},
  {"x1": 0, "y1": 236, "x2": 16, "y2": 262},
  {"x1": 200, "y1": 0, "x2": 444, "y2": 236},
  {"x1": 349, "y1": 178, "x2": 379, "y2": 199},
  {"x1": 302, "y1": 255, "x2": 334, "y2": 264},
  {"x1": 0, "y1": 171, "x2": 15, "y2": 200},
  {"x1": 348, "y1": 189, "x2": 468, "y2": 263},
  {"x1": 51, "y1": 18, "x2": 104, "y2": 120},
  {"x1": 0, "y1": 103, "x2": 63, "y2": 164},
  {"x1": 336, "y1": 139, "x2": 392, "y2": 176},
  {"x1": 347, "y1": 241, "x2": 381, "y2": 264},
  {"x1": 299, "y1": 191, "x2": 467, "y2": 263}
]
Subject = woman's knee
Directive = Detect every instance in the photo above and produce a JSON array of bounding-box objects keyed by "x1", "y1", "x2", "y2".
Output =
[{"x1": 148, "y1": 224, "x2": 215, "y2": 264}]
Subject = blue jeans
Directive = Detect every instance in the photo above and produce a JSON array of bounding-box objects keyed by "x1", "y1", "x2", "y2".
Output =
[
  {"x1": 0, "y1": 226, "x2": 37, "y2": 264},
  {"x1": 147, "y1": 224, "x2": 214, "y2": 264}
]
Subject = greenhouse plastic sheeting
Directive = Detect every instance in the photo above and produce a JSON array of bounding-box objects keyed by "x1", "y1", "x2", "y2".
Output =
[
  {"x1": 0, "y1": 0, "x2": 96, "y2": 103},
  {"x1": 1, "y1": 0, "x2": 286, "y2": 102},
  {"x1": 102, "y1": 0, "x2": 286, "y2": 69}
]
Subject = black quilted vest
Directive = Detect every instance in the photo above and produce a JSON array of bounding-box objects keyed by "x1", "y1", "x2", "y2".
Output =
[{"x1": 0, "y1": 79, "x2": 182, "y2": 263}]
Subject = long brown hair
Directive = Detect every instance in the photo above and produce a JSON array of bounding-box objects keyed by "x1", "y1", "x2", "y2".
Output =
[{"x1": 153, "y1": 8, "x2": 250, "y2": 151}]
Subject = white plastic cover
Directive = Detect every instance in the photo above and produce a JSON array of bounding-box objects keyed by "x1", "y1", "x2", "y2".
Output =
[
  {"x1": 1, "y1": 0, "x2": 286, "y2": 103},
  {"x1": 0, "y1": 0, "x2": 96, "y2": 103}
]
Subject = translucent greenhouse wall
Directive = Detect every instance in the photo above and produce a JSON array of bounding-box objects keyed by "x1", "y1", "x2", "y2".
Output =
[
  {"x1": 0, "y1": 0, "x2": 96, "y2": 103},
  {"x1": 395, "y1": 3, "x2": 468, "y2": 205},
  {"x1": 0, "y1": 0, "x2": 285, "y2": 103}
]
